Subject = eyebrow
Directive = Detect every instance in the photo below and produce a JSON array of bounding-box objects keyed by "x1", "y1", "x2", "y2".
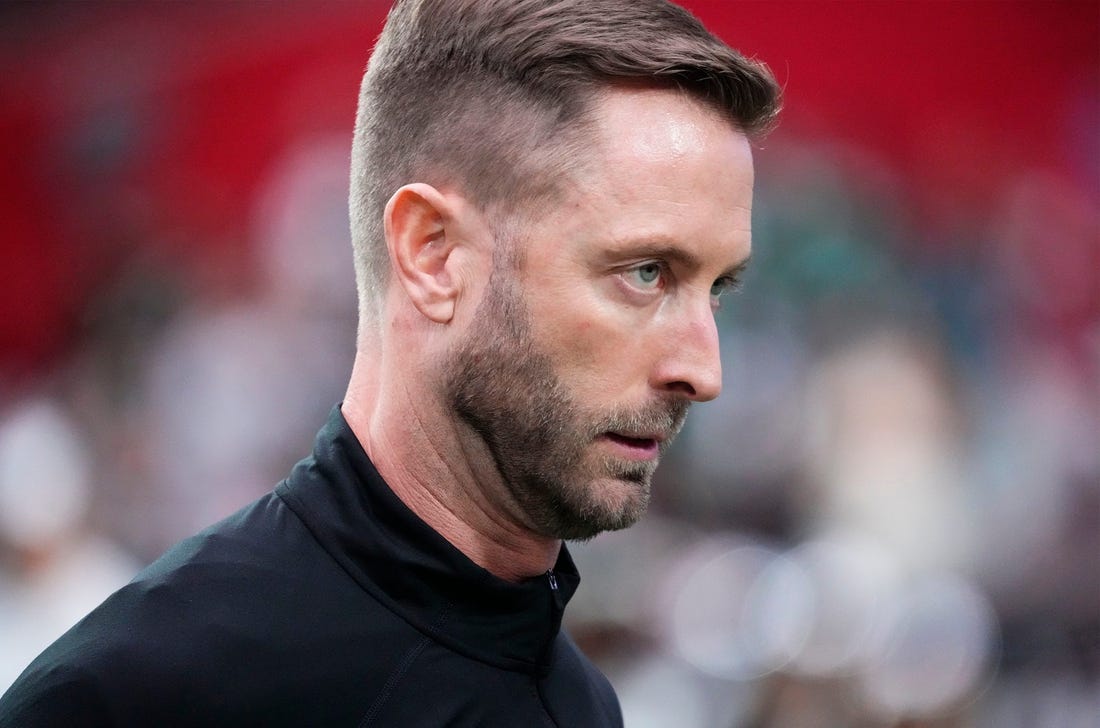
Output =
[
  {"x1": 722, "y1": 254, "x2": 752, "y2": 281},
  {"x1": 608, "y1": 240, "x2": 752, "y2": 281}
]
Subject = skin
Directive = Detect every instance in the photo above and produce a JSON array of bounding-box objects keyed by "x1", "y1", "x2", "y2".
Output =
[{"x1": 343, "y1": 86, "x2": 755, "y2": 582}]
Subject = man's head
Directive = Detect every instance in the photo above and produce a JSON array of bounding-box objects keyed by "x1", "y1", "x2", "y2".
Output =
[
  {"x1": 350, "y1": 0, "x2": 779, "y2": 329},
  {"x1": 349, "y1": 0, "x2": 780, "y2": 542}
]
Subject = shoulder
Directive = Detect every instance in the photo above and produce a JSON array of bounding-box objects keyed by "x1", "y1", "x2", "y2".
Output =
[
  {"x1": 0, "y1": 491, "x2": 404, "y2": 726},
  {"x1": 0, "y1": 660, "x2": 111, "y2": 728}
]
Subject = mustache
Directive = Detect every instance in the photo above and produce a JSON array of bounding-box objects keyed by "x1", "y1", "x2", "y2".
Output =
[{"x1": 590, "y1": 398, "x2": 691, "y2": 443}]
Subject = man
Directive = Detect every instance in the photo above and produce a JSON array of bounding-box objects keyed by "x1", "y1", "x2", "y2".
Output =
[{"x1": 0, "y1": 0, "x2": 778, "y2": 725}]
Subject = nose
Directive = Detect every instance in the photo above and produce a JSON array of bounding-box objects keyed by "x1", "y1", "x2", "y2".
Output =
[{"x1": 653, "y1": 301, "x2": 723, "y2": 402}]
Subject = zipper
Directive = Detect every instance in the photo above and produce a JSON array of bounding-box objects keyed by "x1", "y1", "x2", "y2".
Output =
[{"x1": 538, "y1": 569, "x2": 564, "y2": 669}]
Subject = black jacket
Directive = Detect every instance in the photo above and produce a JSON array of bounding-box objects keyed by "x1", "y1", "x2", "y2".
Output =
[{"x1": 0, "y1": 408, "x2": 622, "y2": 727}]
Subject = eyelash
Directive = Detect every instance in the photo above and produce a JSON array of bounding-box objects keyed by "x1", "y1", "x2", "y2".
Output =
[
  {"x1": 622, "y1": 262, "x2": 743, "y2": 305},
  {"x1": 710, "y1": 275, "x2": 744, "y2": 300},
  {"x1": 625, "y1": 262, "x2": 665, "y2": 290}
]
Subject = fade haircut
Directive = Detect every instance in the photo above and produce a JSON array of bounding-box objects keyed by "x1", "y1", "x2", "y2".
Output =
[{"x1": 349, "y1": 0, "x2": 781, "y2": 332}]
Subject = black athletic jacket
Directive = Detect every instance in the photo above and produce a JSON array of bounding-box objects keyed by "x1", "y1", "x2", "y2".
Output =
[{"x1": 0, "y1": 408, "x2": 623, "y2": 727}]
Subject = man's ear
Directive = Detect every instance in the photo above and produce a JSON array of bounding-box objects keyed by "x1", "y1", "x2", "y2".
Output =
[{"x1": 384, "y1": 183, "x2": 466, "y2": 324}]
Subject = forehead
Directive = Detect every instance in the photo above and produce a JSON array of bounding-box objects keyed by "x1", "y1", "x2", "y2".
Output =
[
  {"x1": 545, "y1": 87, "x2": 755, "y2": 264},
  {"x1": 586, "y1": 86, "x2": 753, "y2": 196},
  {"x1": 593, "y1": 86, "x2": 745, "y2": 158}
]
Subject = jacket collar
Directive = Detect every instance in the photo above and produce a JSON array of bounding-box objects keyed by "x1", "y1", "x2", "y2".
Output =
[{"x1": 275, "y1": 406, "x2": 580, "y2": 672}]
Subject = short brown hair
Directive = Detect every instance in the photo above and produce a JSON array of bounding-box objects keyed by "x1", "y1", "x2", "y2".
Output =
[{"x1": 349, "y1": 0, "x2": 781, "y2": 329}]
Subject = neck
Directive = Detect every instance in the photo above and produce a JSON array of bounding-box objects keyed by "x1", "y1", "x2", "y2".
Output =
[{"x1": 342, "y1": 351, "x2": 561, "y2": 583}]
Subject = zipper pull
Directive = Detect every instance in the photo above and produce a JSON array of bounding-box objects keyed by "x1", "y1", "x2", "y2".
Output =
[{"x1": 546, "y1": 570, "x2": 558, "y2": 591}]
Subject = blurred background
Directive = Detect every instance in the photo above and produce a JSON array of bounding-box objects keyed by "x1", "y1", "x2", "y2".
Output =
[{"x1": 1, "y1": 1, "x2": 1096, "y2": 725}]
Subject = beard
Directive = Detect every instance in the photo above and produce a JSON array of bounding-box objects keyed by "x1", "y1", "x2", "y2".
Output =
[{"x1": 443, "y1": 265, "x2": 689, "y2": 541}]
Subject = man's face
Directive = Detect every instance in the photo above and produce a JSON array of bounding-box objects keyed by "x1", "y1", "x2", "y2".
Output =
[{"x1": 445, "y1": 87, "x2": 755, "y2": 541}]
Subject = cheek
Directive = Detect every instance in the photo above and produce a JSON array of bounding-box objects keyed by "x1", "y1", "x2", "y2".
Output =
[
  {"x1": 542, "y1": 308, "x2": 648, "y2": 393},
  {"x1": 523, "y1": 270, "x2": 652, "y2": 392}
]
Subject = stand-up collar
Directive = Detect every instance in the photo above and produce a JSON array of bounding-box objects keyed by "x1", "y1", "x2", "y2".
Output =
[{"x1": 274, "y1": 406, "x2": 580, "y2": 673}]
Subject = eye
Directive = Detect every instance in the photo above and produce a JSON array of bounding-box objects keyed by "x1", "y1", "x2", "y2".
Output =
[
  {"x1": 624, "y1": 262, "x2": 665, "y2": 291},
  {"x1": 710, "y1": 275, "x2": 743, "y2": 305}
]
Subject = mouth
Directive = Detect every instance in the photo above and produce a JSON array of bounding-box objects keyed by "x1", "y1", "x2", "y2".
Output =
[{"x1": 601, "y1": 431, "x2": 662, "y2": 460}]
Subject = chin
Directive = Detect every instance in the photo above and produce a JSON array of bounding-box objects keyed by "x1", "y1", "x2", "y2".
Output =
[{"x1": 552, "y1": 472, "x2": 652, "y2": 542}]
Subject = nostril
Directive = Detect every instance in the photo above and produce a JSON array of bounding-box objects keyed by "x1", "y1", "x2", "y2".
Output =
[{"x1": 666, "y1": 381, "x2": 697, "y2": 397}]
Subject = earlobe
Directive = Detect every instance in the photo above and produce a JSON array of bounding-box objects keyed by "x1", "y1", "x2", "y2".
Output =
[{"x1": 384, "y1": 183, "x2": 461, "y2": 324}]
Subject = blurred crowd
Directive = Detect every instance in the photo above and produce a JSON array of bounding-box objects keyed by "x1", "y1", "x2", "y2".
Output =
[{"x1": 1, "y1": 3, "x2": 1097, "y2": 726}]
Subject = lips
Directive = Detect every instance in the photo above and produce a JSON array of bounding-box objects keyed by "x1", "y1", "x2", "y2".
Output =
[
  {"x1": 602, "y1": 432, "x2": 662, "y2": 460},
  {"x1": 606, "y1": 432, "x2": 661, "y2": 447}
]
